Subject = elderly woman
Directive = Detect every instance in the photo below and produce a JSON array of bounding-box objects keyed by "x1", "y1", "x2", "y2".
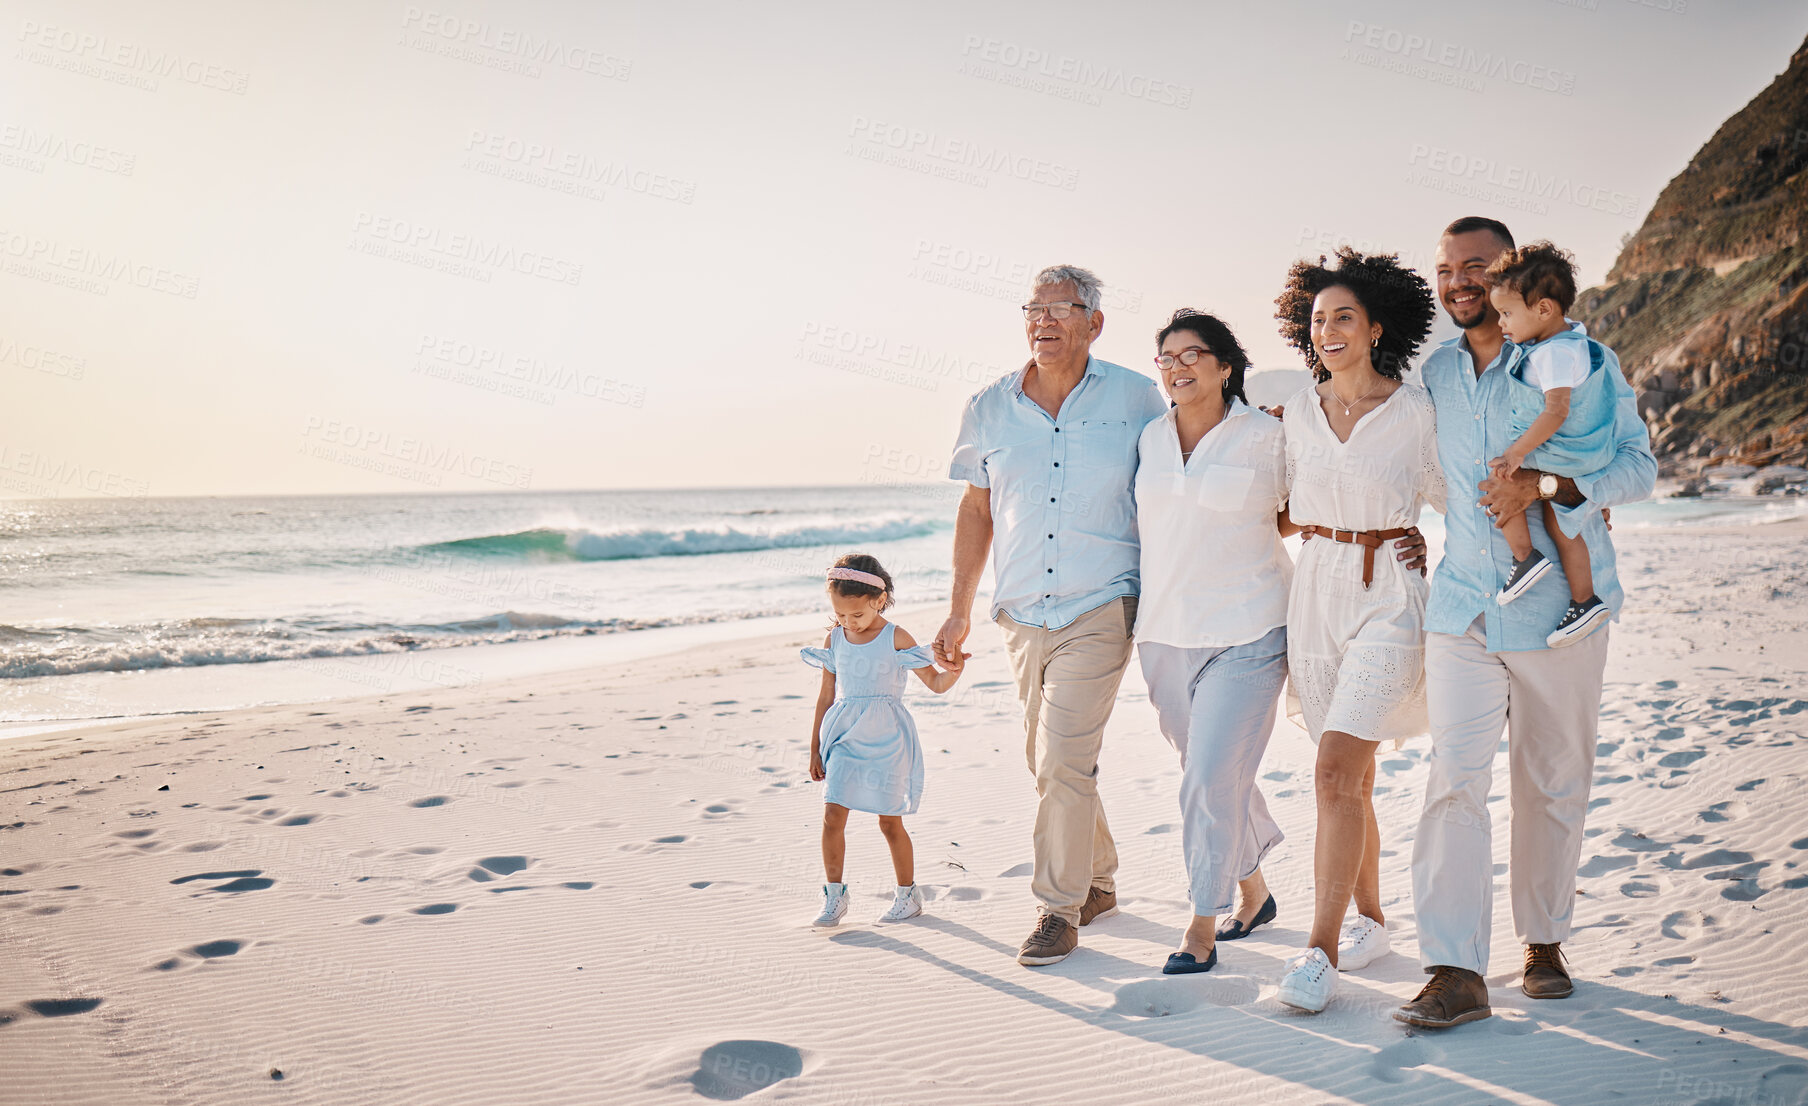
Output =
[
  {"x1": 1132, "y1": 310, "x2": 1292, "y2": 974},
  {"x1": 1270, "y1": 247, "x2": 1443, "y2": 1013}
]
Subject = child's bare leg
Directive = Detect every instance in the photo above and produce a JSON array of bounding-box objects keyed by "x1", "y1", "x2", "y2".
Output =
[
  {"x1": 877, "y1": 815, "x2": 914, "y2": 885},
  {"x1": 822, "y1": 804, "x2": 849, "y2": 883},
  {"x1": 1543, "y1": 501, "x2": 1595, "y2": 602},
  {"x1": 1500, "y1": 505, "x2": 1534, "y2": 562}
]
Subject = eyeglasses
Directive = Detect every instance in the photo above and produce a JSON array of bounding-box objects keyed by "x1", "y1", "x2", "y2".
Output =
[
  {"x1": 1153, "y1": 348, "x2": 1214, "y2": 371},
  {"x1": 1021, "y1": 301, "x2": 1090, "y2": 321}
]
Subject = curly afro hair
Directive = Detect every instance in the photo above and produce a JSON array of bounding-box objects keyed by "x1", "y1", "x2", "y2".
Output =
[{"x1": 1274, "y1": 246, "x2": 1436, "y2": 382}]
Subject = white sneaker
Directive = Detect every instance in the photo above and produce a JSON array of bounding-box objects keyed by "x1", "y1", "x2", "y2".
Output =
[
  {"x1": 877, "y1": 884, "x2": 924, "y2": 923},
  {"x1": 1277, "y1": 947, "x2": 1338, "y2": 1013},
  {"x1": 812, "y1": 882, "x2": 848, "y2": 928},
  {"x1": 1337, "y1": 915, "x2": 1391, "y2": 972}
]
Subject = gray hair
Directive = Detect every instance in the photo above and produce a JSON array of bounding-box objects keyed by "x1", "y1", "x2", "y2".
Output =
[{"x1": 1031, "y1": 264, "x2": 1103, "y2": 313}]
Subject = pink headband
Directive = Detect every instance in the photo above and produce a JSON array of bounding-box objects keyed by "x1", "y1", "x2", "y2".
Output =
[{"x1": 827, "y1": 566, "x2": 886, "y2": 589}]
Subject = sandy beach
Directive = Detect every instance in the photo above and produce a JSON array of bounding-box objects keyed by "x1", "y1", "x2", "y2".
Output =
[{"x1": 3, "y1": 517, "x2": 1806, "y2": 1106}]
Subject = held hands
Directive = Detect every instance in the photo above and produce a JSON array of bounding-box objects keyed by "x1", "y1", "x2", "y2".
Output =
[{"x1": 933, "y1": 615, "x2": 970, "y2": 669}]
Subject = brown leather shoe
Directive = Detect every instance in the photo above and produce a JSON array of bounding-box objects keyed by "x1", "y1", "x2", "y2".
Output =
[
  {"x1": 1523, "y1": 943, "x2": 1573, "y2": 998},
  {"x1": 1392, "y1": 966, "x2": 1492, "y2": 1028},
  {"x1": 1079, "y1": 886, "x2": 1118, "y2": 926},
  {"x1": 1017, "y1": 913, "x2": 1078, "y2": 966}
]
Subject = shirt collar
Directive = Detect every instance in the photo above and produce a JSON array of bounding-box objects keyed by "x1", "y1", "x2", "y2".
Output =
[
  {"x1": 1160, "y1": 395, "x2": 1252, "y2": 430},
  {"x1": 1010, "y1": 354, "x2": 1101, "y2": 398}
]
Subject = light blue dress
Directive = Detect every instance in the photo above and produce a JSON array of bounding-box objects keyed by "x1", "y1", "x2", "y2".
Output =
[
  {"x1": 1503, "y1": 326, "x2": 1619, "y2": 477},
  {"x1": 801, "y1": 624, "x2": 935, "y2": 816}
]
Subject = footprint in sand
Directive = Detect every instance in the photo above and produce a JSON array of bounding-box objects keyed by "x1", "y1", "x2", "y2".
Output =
[
  {"x1": 411, "y1": 903, "x2": 458, "y2": 916},
  {"x1": 170, "y1": 870, "x2": 275, "y2": 893},
  {"x1": 155, "y1": 939, "x2": 244, "y2": 969},
  {"x1": 1578, "y1": 855, "x2": 1635, "y2": 878},
  {"x1": 1660, "y1": 910, "x2": 1714, "y2": 940},
  {"x1": 1680, "y1": 848, "x2": 1755, "y2": 871},
  {"x1": 1368, "y1": 1038, "x2": 1442, "y2": 1083},
  {"x1": 408, "y1": 796, "x2": 451, "y2": 808},
  {"x1": 20, "y1": 998, "x2": 103, "y2": 1018},
  {"x1": 1144, "y1": 824, "x2": 1175, "y2": 836},
  {"x1": 1757, "y1": 1065, "x2": 1808, "y2": 1102},
  {"x1": 1107, "y1": 975, "x2": 1261, "y2": 1017},
  {"x1": 688, "y1": 1040, "x2": 804, "y2": 1101},
  {"x1": 700, "y1": 802, "x2": 740, "y2": 820},
  {"x1": 466, "y1": 856, "x2": 532, "y2": 882}
]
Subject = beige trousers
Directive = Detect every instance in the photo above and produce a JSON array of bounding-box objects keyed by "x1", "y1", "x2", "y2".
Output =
[
  {"x1": 995, "y1": 596, "x2": 1136, "y2": 927},
  {"x1": 1413, "y1": 617, "x2": 1610, "y2": 974}
]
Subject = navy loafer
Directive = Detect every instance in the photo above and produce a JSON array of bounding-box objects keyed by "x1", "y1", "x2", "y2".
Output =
[
  {"x1": 1162, "y1": 946, "x2": 1218, "y2": 975},
  {"x1": 1214, "y1": 894, "x2": 1276, "y2": 942}
]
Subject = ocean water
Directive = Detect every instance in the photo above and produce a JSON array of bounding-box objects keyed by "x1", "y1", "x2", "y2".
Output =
[{"x1": 0, "y1": 484, "x2": 1799, "y2": 726}]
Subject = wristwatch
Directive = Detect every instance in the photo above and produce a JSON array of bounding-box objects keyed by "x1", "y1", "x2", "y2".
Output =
[{"x1": 1537, "y1": 473, "x2": 1560, "y2": 500}]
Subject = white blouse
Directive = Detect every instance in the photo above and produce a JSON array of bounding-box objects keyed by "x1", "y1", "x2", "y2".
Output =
[{"x1": 1133, "y1": 399, "x2": 1293, "y2": 649}]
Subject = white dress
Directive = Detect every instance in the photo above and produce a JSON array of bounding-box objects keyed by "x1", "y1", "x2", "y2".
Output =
[{"x1": 1282, "y1": 382, "x2": 1446, "y2": 746}]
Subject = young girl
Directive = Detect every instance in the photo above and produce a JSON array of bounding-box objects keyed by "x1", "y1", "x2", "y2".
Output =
[
  {"x1": 802, "y1": 553, "x2": 965, "y2": 927},
  {"x1": 1485, "y1": 242, "x2": 1618, "y2": 647}
]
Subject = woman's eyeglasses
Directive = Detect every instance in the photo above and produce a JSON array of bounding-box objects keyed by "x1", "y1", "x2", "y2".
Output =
[{"x1": 1154, "y1": 348, "x2": 1213, "y2": 371}]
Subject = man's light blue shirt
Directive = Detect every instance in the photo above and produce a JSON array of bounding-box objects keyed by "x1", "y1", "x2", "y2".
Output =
[
  {"x1": 950, "y1": 356, "x2": 1166, "y2": 630},
  {"x1": 1421, "y1": 322, "x2": 1657, "y2": 651}
]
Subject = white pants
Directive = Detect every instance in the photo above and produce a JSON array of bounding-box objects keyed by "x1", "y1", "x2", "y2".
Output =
[
  {"x1": 1413, "y1": 617, "x2": 1609, "y2": 974},
  {"x1": 1139, "y1": 627, "x2": 1288, "y2": 916}
]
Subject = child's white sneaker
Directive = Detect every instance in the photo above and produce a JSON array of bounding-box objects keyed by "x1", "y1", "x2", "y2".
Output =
[
  {"x1": 1277, "y1": 947, "x2": 1338, "y2": 1013},
  {"x1": 1337, "y1": 914, "x2": 1391, "y2": 971},
  {"x1": 812, "y1": 882, "x2": 849, "y2": 928},
  {"x1": 877, "y1": 884, "x2": 923, "y2": 924}
]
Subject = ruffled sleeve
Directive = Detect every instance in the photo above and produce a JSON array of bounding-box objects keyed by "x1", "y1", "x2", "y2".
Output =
[
  {"x1": 800, "y1": 647, "x2": 835, "y2": 673},
  {"x1": 894, "y1": 644, "x2": 936, "y2": 670}
]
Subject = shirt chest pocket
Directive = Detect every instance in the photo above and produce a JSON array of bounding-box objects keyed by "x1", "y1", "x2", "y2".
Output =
[
  {"x1": 1069, "y1": 418, "x2": 1133, "y2": 474},
  {"x1": 1192, "y1": 464, "x2": 1258, "y2": 512}
]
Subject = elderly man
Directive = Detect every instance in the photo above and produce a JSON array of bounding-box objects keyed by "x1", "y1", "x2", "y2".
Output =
[
  {"x1": 934, "y1": 264, "x2": 1165, "y2": 966},
  {"x1": 1397, "y1": 217, "x2": 1656, "y2": 1028}
]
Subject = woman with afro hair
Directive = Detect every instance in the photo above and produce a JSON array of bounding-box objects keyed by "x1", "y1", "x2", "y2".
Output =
[{"x1": 1269, "y1": 247, "x2": 1446, "y2": 1014}]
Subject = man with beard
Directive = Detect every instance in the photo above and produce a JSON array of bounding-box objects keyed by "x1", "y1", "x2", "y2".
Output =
[{"x1": 1396, "y1": 216, "x2": 1655, "y2": 1028}]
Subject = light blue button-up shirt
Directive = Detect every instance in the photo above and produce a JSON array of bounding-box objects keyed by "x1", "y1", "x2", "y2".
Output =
[
  {"x1": 950, "y1": 356, "x2": 1166, "y2": 630},
  {"x1": 1421, "y1": 323, "x2": 1657, "y2": 651}
]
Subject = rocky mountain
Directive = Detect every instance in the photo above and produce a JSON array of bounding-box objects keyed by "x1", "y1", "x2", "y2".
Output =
[{"x1": 1573, "y1": 34, "x2": 1808, "y2": 475}]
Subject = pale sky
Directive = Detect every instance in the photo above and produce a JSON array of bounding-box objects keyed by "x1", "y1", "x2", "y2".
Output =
[{"x1": 3, "y1": 0, "x2": 1801, "y2": 498}]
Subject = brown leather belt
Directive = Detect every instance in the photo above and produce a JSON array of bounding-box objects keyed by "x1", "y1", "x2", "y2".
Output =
[{"x1": 1299, "y1": 525, "x2": 1412, "y2": 588}]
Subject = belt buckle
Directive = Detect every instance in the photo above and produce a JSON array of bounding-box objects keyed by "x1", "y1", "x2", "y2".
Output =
[{"x1": 1335, "y1": 528, "x2": 1355, "y2": 543}]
